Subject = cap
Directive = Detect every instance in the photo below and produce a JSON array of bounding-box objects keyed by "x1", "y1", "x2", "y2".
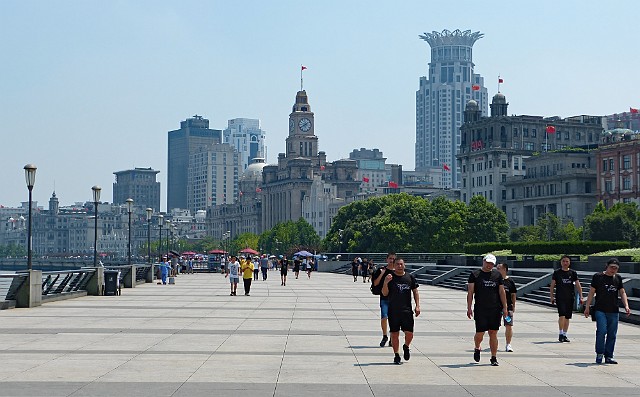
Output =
[{"x1": 483, "y1": 254, "x2": 497, "y2": 264}]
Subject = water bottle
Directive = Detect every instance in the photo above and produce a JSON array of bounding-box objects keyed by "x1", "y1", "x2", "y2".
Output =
[{"x1": 504, "y1": 315, "x2": 512, "y2": 323}]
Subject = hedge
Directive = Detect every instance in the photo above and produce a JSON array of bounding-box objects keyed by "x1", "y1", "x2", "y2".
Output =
[{"x1": 464, "y1": 241, "x2": 630, "y2": 255}]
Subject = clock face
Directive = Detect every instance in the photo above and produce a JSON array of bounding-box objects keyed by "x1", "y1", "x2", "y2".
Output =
[
  {"x1": 299, "y1": 118, "x2": 312, "y2": 132},
  {"x1": 289, "y1": 119, "x2": 294, "y2": 132}
]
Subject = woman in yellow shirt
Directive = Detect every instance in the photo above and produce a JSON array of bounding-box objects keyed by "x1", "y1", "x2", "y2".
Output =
[{"x1": 240, "y1": 257, "x2": 254, "y2": 296}]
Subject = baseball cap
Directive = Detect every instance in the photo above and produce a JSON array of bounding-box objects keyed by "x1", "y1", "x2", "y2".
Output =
[{"x1": 483, "y1": 254, "x2": 497, "y2": 264}]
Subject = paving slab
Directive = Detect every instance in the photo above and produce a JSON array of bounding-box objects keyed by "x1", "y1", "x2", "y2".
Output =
[{"x1": 0, "y1": 271, "x2": 638, "y2": 396}]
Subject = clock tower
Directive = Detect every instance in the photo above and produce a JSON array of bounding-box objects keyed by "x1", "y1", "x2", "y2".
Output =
[{"x1": 286, "y1": 90, "x2": 318, "y2": 158}]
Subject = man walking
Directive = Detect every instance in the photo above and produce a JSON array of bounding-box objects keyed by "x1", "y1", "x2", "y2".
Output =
[
  {"x1": 260, "y1": 255, "x2": 269, "y2": 281},
  {"x1": 280, "y1": 258, "x2": 288, "y2": 286},
  {"x1": 382, "y1": 257, "x2": 420, "y2": 365},
  {"x1": 550, "y1": 255, "x2": 583, "y2": 342},
  {"x1": 241, "y1": 256, "x2": 254, "y2": 296},
  {"x1": 225, "y1": 255, "x2": 240, "y2": 296},
  {"x1": 467, "y1": 254, "x2": 508, "y2": 366},
  {"x1": 497, "y1": 262, "x2": 516, "y2": 352},
  {"x1": 584, "y1": 258, "x2": 631, "y2": 364},
  {"x1": 371, "y1": 252, "x2": 396, "y2": 347}
]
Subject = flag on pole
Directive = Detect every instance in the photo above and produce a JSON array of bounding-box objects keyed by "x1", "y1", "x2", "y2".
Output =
[
  {"x1": 301, "y1": 65, "x2": 307, "y2": 71},
  {"x1": 472, "y1": 84, "x2": 480, "y2": 91},
  {"x1": 443, "y1": 163, "x2": 451, "y2": 171},
  {"x1": 545, "y1": 125, "x2": 556, "y2": 133},
  {"x1": 388, "y1": 181, "x2": 398, "y2": 188},
  {"x1": 498, "y1": 77, "x2": 504, "y2": 83},
  {"x1": 630, "y1": 107, "x2": 639, "y2": 114},
  {"x1": 362, "y1": 176, "x2": 370, "y2": 182},
  {"x1": 320, "y1": 165, "x2": 325, "y2": 171},
  {"x1": 255, "y1": 187, "x2": 262, "y2": 193}
]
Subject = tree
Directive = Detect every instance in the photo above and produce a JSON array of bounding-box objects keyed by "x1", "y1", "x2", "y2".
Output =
[
  {"x1": 584, "y1": 202, "x2": 640, "y2": 246},
  {"x1": 466, "y1": 195, "x2": 508, "y2": 243},
  {"x1": 259, "y1": 218, "x2": 321, "y2": 255}
]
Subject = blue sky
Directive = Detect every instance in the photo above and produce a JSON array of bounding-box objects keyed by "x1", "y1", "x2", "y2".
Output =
[{"x1": 1, "y1": 1, "x2": 637, "y2": 210}]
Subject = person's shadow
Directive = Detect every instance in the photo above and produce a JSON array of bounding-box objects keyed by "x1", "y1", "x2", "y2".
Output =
[
  {"x1": 565, "y1": 362, "x2": 600, "y2": 368},
  {"x1": 439, "y1": 363, "x2": 485, "y2": 368},
  {"x1": 354, "y1": 363, "x2": 398, "y2": 367}
]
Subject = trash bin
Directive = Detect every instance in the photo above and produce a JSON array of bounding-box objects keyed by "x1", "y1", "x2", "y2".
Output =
[{"x1": 104, "y1": 270, "x2": 120, "y2": 296}]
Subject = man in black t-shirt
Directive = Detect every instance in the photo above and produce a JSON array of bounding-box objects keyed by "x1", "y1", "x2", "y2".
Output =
[
  {"x1": 550, "y1": 255, "x2": 583, "y2": 342},
  {"x1": 467, "y1": 254, "x2": 508, "y2": 367},
  {"x1": 372, "y1": 252, "x2": 396, "y2": 347},
  {"x1": 497, "y1": 263, "x2": 517, "y2": 352},
  {"x1": 584, "y1": 258, "x2": 631, "y2": 364},
  {"x1": 382, "y1": 257, "x2": 420, "y2": 365}
]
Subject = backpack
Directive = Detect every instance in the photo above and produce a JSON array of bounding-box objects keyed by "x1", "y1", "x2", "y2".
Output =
[{"x1": 370, "y1": 267, "x2": 386, "y2": 295}]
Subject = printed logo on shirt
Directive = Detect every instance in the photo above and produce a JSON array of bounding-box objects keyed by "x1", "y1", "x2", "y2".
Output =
[
  {"x1": 397, "y1": 283, "x2": 412, "y2": 293},
  {"x1": 606, "y1": 284, "x2": 618, "y2": 292},
  {"x1": 482, "y1": 280, "x2": 497, "y2": 288},
  {"x1": 561, "y1": 278, "x2": 573, "y2": 284}
]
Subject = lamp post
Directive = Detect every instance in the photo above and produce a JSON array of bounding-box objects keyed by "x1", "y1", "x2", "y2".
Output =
[
  {"x1": 158, "y1": 214, "x2": 164, "y2": 261},
  {"x1": 146, "y1": 208, "x2": 153, "y2": 264},
  {"x1": 165, "y1": 219, "x2": 171, "y2": 258},
  {"x1": 172, "y1": 225, "x2": 178, "y2": 252},
  {"x1": 126, "y1": 198, "x2": 134, "y2": 265},
  {"x1": 92, "y1": 186, "x2": 101, "y2": 267},
  {"x1": 24, "y1": 164, "x2": 37, "y2": 271}
]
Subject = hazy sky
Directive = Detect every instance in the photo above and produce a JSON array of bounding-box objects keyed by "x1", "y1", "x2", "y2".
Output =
[{"x1": 1, "y1": 1, "x2": 638, "y2": 211}]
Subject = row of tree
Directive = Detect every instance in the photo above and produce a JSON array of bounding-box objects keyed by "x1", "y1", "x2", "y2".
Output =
[{"x1": 0, "y1": 243, "x2": 26, "y2": 258}]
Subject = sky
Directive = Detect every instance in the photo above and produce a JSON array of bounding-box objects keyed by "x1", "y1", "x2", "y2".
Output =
[{"x1": 1, "y1": 1, "x2": 638, "y2": 211}]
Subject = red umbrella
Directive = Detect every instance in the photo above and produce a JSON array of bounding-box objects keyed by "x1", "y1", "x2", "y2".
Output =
[
  {"x1": 182, "y1": 251, "x2": 196, "y2": 256},
  {"x1": 239, "y1": 248, "x2": 259, "y2": 255},
  {"x1": 208, "y1": 249, "x2": 226, "y2": 254}
]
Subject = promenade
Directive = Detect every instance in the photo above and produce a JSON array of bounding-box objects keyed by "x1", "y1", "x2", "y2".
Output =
[{"x1": 1, "y1": 271, "x2": 639, "y2": 397}]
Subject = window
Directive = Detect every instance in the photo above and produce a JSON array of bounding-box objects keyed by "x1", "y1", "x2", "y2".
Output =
[
  {"x1": 502, "y1": 190, "x2": 507, "y2": 200},
  {"x1": 576, "y1": 132, "x2": 581, "y2": 140},
  {"x1": 489, "y1": 161, "x2": 493, "y2": 169},
  {"x1": 565, "y1": 182, "x2": 570, "y2": 194},
  {"x1": 489, "y1": 190, "x2": 493, "y2": 200},
  {"x1": 585, "y1": 181, "x2": 592, "y2": 193},
  {"x1": 513, "y1": 128, "x2": 518, "y2": 137},
  {"x1": 514, "y1": 158, "x2": 520, "y2": 170},
  {"x1": 565, "y1": 203, "x2": 572, "y2": 218},
  {"x1": 605, "y1": 180, "x2": 613, "y2": 192},
  {"x1": 501, "y1": 160, "x2": 507, "y2": 168},
  {"x1": 524, "y1": 142, "x2": 535, "y2": 150},
  {"x1": 602, "y1": 159, "x2": 607, "y2": 171},
  {"x1": 624, "y1": 177, "x2": 631, "y2": 190},
  {"x1": 463, "y1": 178, "x2": 466, "y2": 188},
  {"x1": 531, "y1": 128, "x2": 537, "y2": 138},
  {"x1": 512, "y1": 208, "x2": 518, "y2": 221},
  {"x1": 502, "y1": 174, "x2": 507, "y2": 182},
  {"x1": 609, "y1": 159, "x2": 614, "y2": 171},
  {"x1": 564, "y1": 132, "x2": 569, "y2": 140},
  {"x1": 623, "y1": 155, "x2": 631, "y2": 170},
  {"x1": 523, "y1": 128, "x2": 529, "y2": 137},
  {"x1": 489, "y1": 174, "x2": 493, "y2": 184}
]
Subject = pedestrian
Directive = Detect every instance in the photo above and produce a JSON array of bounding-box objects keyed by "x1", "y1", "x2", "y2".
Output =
[
  {"x1": 280, "y1": 258, "x2": 288, "y2": 286},
  {"x1": 159, "y1": 256, "x2": 169, "y2": 285},
  {"x1": 260, "y1": 255, "x2": 269, "y2": 280},
  {"x1": 584, "y1": 258, "x2": 631, "y2": 364},
  {"x1": 371, "y1": 252, "x2": 396, "y2": 347},
  {"x1": 306, "y1": 256, "x2": 313, "y2": 278},
  {"x1": 497, "y1": 262, "x2": 516, "y2": 352},
  {"x1": 225, "y1": 255, "x2": 240, "y2": 296},
  {"x1": 241, "y1": 256, "x2": 254, "y2": 296},
  {"x1": 294, "y1": 257, "x2": 301, "y2": 279},
  {"x1": 253, "y1": 256, "x2": 260, "y2": 280},
  {"x1": 381, "y1": 257, "x2": 420, "y2": 365},
  {"x1": 467, "y1": 254, "x2": 508, "y2": 366},
  {"x1": 360, "y1": 257, "x2": 368, "y2": 283},
  {"x1": 351, "y1": 258, "x2": 359, "y2": 282},
  {"x1": 367, "y1": 259, "x2": 375, "y2": 282},
  {"x1": 550, "y1": 255, "x2": 584, "y2": 342}
]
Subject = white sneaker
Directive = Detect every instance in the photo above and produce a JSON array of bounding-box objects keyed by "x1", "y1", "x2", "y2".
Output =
[{"x1": 506, "y1": 344, "x2": 513, "y2": 352}]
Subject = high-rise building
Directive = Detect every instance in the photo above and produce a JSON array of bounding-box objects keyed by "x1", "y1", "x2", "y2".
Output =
[
  {"x1": 113, "y1": 167, "x2": 161, "y2": 212},
  {"x1": 415, "y1": 29, "x2": 488, "y2": 188},
  {"x1": 187, "y1": 143, "x2": 240, "y2": 214},
  {"x1": 349, "y1": 148, "x2": 387, "y2": 192},
  {"x1": 223, "y1": 118, "x2": 266, "y2": 172},
  {"x1": 167, "y1": 115, "x2": 222, "y2": 211}
]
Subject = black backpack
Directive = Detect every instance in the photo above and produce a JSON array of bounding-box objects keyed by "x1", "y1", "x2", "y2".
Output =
[{"x1": 370, "y1": 267, "x2": 385, "y2": 295}]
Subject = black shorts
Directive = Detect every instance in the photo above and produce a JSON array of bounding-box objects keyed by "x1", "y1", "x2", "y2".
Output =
[
  {"x1": 280, "y1": 269, "x2": 288, "y2": 276},
  {"x1": 556, "y1": 298, "x2": 574, "y2": 319},
  {"x1": 389, "y1": 311, "x2": 414, "y2": 333},
  {"x1": 474, "y1": 307, "x2": 502, "y2": 332}
]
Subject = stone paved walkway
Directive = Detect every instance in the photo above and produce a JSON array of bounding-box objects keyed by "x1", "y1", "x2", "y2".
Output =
[{"x1": 0, "y1": 271, "x2": 639, "y2": 396}]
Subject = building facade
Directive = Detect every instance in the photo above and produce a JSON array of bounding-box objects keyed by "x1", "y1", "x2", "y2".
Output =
[
  {"x1": 167, "y1": 115, "x2": 222, "y2": 211},
  {"x1": 458, "y1": 93, "x2": 603, "y2": 212},
  {"x1": 596, "y1": 129, "x2": 640, "y2": 208},
  {"x1": 503, "y1": 152, "x2": 596, "y2": 227},
  {"x1": 349, "y1": 148, "x2": 387, "y2": 193},
  {"x1": 187, "y1": 143, "x2": 240, "y2": 214},
  {"x1": 416, "y1": 29, "x2": 488, "y2": 188},
  {"x1": 113, "y1": 167, "x2": 161, "y2": 212},
  {"x1": 223, "y1": 118, "x2": 266, "y2": 172}
]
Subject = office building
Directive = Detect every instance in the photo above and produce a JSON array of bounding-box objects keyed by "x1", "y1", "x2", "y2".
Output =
[
  {"x1": 223, "y1": 118, "x2": 266, "y2": 172},
  {"x1": 113, "y1": 167, "x2": 161, "y2": 212}
]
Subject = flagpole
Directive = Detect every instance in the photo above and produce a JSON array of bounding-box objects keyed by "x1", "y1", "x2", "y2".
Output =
[
  {"x1": 497, "y1": 74, "x2": 500, "y2": 93},
  {"x1": 300, "y1": 65, "x2": 303, "y2": 91},
  {"x1": 545, "y1": 127, "x2": 548, "y2": 152}
]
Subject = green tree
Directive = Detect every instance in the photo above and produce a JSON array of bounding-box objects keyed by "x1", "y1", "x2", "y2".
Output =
[
  {"x1": 584, "y1": 202, "x2": 640, "y2": 246},
  {"x1": 259, "y1": 218, "x2": 321, "y2": 255},
  {"x1": 466, "y1": 195, "x2": 508, "y2": 244}
]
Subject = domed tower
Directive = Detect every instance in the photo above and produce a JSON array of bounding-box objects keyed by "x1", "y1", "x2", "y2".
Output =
[
  {"x1": 239, "y1": 157, "x2": 266, "y2": 201},
  {"x1": 464, "y1": 100, "x2": 482, "y2": 123},
  {"x1": 490, "y1": 92, "x2": 508, "y2": 117}
]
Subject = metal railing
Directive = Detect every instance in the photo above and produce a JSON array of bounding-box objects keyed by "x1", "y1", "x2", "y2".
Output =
[{"x1": 41, "y1": 269, "x2": 97, "y2": 296}]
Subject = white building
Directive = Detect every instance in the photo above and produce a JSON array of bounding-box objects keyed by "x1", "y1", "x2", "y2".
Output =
[
  {"x1": 223, "y1": 118, "x2": 266, "y2": 172},
  {"x1": 187, "y1": 144, "x2": 240, "y2": 214}
]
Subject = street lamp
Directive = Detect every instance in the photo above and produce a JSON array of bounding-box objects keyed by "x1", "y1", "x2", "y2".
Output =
[
  {"x1": 165, "y1": 219, "x2": 171, "y2": 258},
  {"x1": 24, "y1": 164, "x2": 36, "y2": 271},
  {"x1": 92, "y1": 186, "x2": 101, "y2": 267},
  {"x1": 146, "y1": 208, "x2": 153, "y2": 264},
  {"x1": 172, "y1": 225, "x2": 178, "y2": 252},
  {"x1": 158, "y1": 214, "x2": 164, "y2": 261},
  {"x1": 126, "y1": 198, "x2": 134, "y2": 265}
]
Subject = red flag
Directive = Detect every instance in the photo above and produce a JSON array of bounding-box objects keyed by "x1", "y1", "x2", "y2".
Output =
[
  {"x1": 362, "y1": 176, "x2": 369, "y2": 183},
  {"x1": 472, "y1": 84, "x2": 480, "y2": 91},
  {"x1": 301, "y1": 65, "x2": 307, "y2": 71},
  {"x1": 239, "y1": 191, "x2": 243, "y2": 196},
  {"x1": 255, "y1": 187, "x2": 262, "y2": 193},
  {"x1": 498, "y1": 78, "x2": 503, "y2": 83},
  {"x1": 320, "y1": 165, "x2": 325, "y2": 171},
  {"x1": 631, "y1": 107, "x2": 639, "y2": 114},
  {"x1": 443, "y1": 163, "x2": 451, "y2": 171},
  {"x1": 545, "y1": 125, "x2": 556, "y2": 133},
  {"x1": 388, "y1": 181, "x2": 398, "y2": 188}
]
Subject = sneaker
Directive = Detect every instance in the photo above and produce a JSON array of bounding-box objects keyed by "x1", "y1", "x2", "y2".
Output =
[
  {"x1": 506, "y1": 344, "x2": 513, "y2": 352},
  {"x1": 596, "y1": 354, "x2": 603, "y2": 364},
  {"x1": 474, "y1": 348, "x2": 481, "y2": 362},
  {"x1": 403, "y1": 344, "x2": 411, "y2": 361},
  {"x1": 393, "y1": 354, "x2": 402, "y2": 365},
  {"x1": 490, "y1": 357, "x2": 499, "y2": 366},
  {"x1": 605, "y1": 358, "x2": 618, "y2": 364},
  {"x1": 379, "y1": 335, "x2": 388, "y2": 347},
  {"x1": 558, "y1": 335, "x2": 564, "y2": 342},
  {"x1": 562, "y1": 335, "x2": 570, "y2": 343}
]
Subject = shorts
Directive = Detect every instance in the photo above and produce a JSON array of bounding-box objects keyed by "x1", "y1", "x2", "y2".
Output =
[
  {"x1": 280, "y1": 269, "x2": 288, "y2": 276},
  {"x1": 389, "y1": 311, "x2": 414, "y2": 333},
  {"x1": 229, "y1": 276, "x2": 239, "y2": 284},
  {"x1": 474, "y1": 307, "x2": 502, "y2": 332},
  {"x1": 380, "y1": 299, "x2": 389, "y2": 319},
  {"x1": 361, "y1": 269, "x2": 368, "y2": 277},
  {"x1": 503, "y1": 310, "x2": 514, "y2": 326},
  {"x1": 556, "y1": 299, "x2": 573, "y2": 319}
]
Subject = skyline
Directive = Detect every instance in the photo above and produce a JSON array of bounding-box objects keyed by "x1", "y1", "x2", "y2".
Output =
[{"x1": 1, "y1": 1, "x2": 639, "y2": 210}]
